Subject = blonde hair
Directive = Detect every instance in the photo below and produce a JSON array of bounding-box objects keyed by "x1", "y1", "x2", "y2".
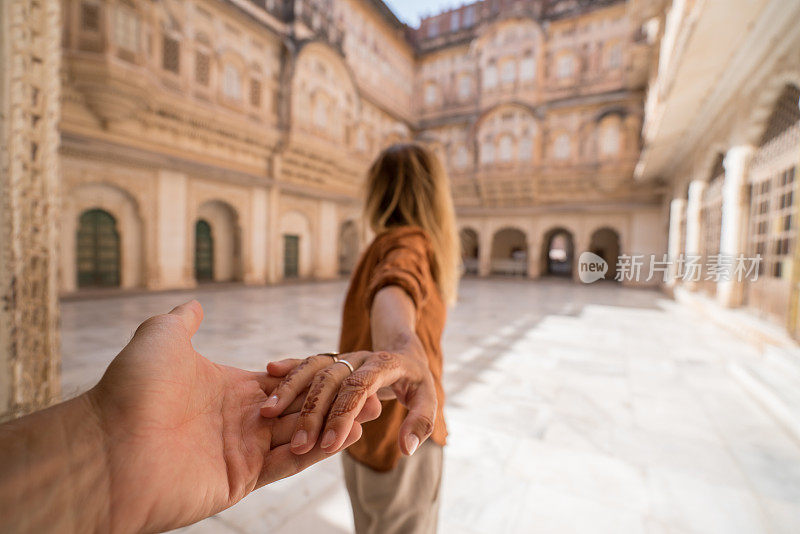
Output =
[{"x1": 364, "y1": 143, "x2": 460, "y2": 305}]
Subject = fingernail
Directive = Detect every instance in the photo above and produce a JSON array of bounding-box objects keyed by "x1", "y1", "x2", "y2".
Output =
[
  {"x1": 291, "y1": 430, "x2": 307, "y2": 448},
  {"x1": 263, "y1": 395, "x2": 278, "y2": 408},
  {"x1": 320, "y1": 429, "x2": 336, "y2": 449},
  {"x1": 405, "y1": 434, "x2": 419, "y2": 455}
]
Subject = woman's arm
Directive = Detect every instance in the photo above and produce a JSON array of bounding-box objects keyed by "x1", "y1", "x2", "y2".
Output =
[{"x1": 261, "y1": 286, "x2": 438, "y2": 456}]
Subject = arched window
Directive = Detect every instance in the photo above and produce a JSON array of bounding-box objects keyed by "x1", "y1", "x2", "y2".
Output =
[
  {"x1": 498, "y1": 135, "x2": 513, "y2": 162},
  {"x1": 519, "y1": 135, "x2": 533, "y2": 161},
  {"x1": 424, "y1": 83, "x2": 438, "y2": 106},
  {"x1": 113, "y1": 4, "x2": 139, "y2": 52},
  {"x1": 223, "y1": 63, "x2": 242, "y2": 100},
  {"x1": 481, "y1": 138, "x2": 495, "y2": 164},
  {"x1": 458, "y1": 75, "x2": 472, "y2": 99},
  {"x1": 454, "y1": 145, "x2": 469, "y2": 168},
  {"x1": 553, "y1": 133, "x2": 571, "y2": 160},
  {"x1": 484, "y1": 61, "x2": 498, "y2": 89},
  {"x1": 606, "y1": 42, "x2": 623, "y2": 70},
  {"x1": 313, "y1": 95, "x2": 327, "y2": 129},
  {"x1": 599, "y1": 121, "x2": 621, "y2": 157},
  {"x1": 556, "y1": 53, "x2": 575, "y2": 79},
  {"x1": 501, "y1": 60, "x2": 516, "y2": 85},
  {"x1": 521, "y1": 53, "x2": 536, "y2": 82}
]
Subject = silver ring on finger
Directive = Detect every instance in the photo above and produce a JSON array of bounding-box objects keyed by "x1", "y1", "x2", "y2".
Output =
[
  {"x1": 318, "y1": 352, "x2": 340, "y2": 363},
  {"x1": 333, "y1": 359, "x2": 355, "y2": 374}
]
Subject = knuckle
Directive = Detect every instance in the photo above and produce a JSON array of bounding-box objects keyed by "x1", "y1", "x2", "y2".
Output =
[{"x1": 135, "y1": 314, "x2": 181, "y2": 336}]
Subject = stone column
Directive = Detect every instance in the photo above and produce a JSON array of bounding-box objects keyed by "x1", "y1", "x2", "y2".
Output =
[
  {"x1": 314, "y1": 199, "x2": 338, "y2": 279},
  {"x1": 527, "y1": 238, "x2": 541, "y2": 279},
  {"x1": 0, "y1": 0, "x2": 62, "y2": 421},
  {"x1": 245, "y1": 186, "x2": 268, "y2": 285},
  {"x1": 684, "y1": 179, "x2": 706, "y2": 290},
  {"x1": 717, "y1": 145, "x2": 754, "y2": 307},
  {"x1": 153, "y1": 170, "x2": 189, "y2": 289},
  {"x1": 266, "y1": 185, "x2": 281, "y2": 284},
  {"x1": 666, "y1": 197, "x2": 686, "y2": 287},
  {"x1": 478, "y1": 228, "x2": 492, "y2": 277}
]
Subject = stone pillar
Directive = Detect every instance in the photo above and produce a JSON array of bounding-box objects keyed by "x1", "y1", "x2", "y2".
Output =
[
  {"x1": 0, "y1": 0, "x2": 62, "y2": 421},
  {"x1": 314, "y1": 199, "x2": 338, "y2": 279},
  {"x1": 245, "y1": 186, "x2": 268, "y2": 284},
  {"x1": 572, "y1": 233, "x2": 589, "y2": 283},
  {"x1": 684, "y1": 179, "x2": 706, "y2": 290},
  {"x1": 266, "y1": 186, "x2": 281, "y2": 284},
  {"x1": 153, "y1": 171, "x2": 190, "y2": 289},
  {"x1": 717, "y1": 146, "x2": 754, "y2": 307},
  {"x1": 666, "y1": 198, "x2": 686, "y2": 287},
  {"x1": 527, "y1": 238, "x2": 541, "y2": 279},
  {"x1": 478, "y1": 228, "x2": 492, "y2": 277}
]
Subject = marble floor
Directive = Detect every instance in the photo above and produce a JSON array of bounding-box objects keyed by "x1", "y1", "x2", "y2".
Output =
[{"x1": 61, "y1": 278, "x2": 800, "y2": 534}]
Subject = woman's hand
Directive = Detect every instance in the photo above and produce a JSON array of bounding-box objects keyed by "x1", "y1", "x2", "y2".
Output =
[{"x1": 260, "y1": 348, "x2": 437, "y2": 457}]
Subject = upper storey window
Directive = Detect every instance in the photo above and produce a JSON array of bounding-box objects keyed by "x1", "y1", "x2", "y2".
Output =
[
  {"x1": 80, "y1": 1, "x2": 100, "y2": 32},
  {"x1": 113, "y1": 5, "x2": 139, "y2": 52},
  {"x1": 519, "y1": 135, "x2": 533, "y2": 161},
  {"x1": 553, "y1": 133, "x2": 571, "y2": 160},
  {"x1": 454, "y1": 145, "x2": 469, "y2": 169},
  {"x1": 162, "y1": 36, "x2": 180, "y2": 74},
  {"x1": 463, "y1": 6, "x2": 476, "y2": 27},
  {"x1": 481, "y1": 138, "x2": 495, "y2": 164},
  {"x1": 484, "y1": 61, "x2": 498, "y2": 90},
  {"x1": 458, "y1": 75, "x2": 472, "y2": 100},
  {"x1": 498, "y1": 135, "x2": 513, "y2": 162},
  {"x1": 599, "y1": 122, "x2": 621, "y2": 157},
  {"x1": 195, "y1": 51, "x2": 210, "y2": 86},
  {"x1": 313, "y1": 95, "x2": 327, "y2": 129},
  {"x1": 521, "y1": 53, "x2": 536, "y2": 82},
  {"x1": 501, "y1": 60, "x2": 516, "y2": 85},
  {"x1": 427, "y1": 20, "x2": 439, "y2": 38},
  {"x1": 424, "y1": 83, "x2": 438, "y2": 106},
  {"x1": 606, "y1": 42, "x2": 623, "y2": 70},
  {"x1": 556, "y1": 54, "x2": 575, "y2": 79},
  {"x1": 450, "y1": 12, "x2": 460, "y2": 32},
  {"x1": 223, "y1": 63, "x2": 242, "y2": 101}
]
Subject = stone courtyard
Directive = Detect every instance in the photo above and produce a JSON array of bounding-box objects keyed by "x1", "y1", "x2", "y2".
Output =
[{"x1": 61, "y1": 279, "x2": 800, "y2": 534}]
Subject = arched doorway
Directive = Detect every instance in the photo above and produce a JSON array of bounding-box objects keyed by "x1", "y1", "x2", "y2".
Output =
[
  {"x1": 338, "y1": 220, "x2": 359, "y2": 275},
  {"x1": 543, "y1": 228, "x2": 574, "y2": 277},
  {"x1": 196, "y1": 200, "x2": 241, "y2": 283},
  {"x1": 589, "y1": 227, "x2": 621, "y2": 280},
  {"x1": 460, "y1": 228, "x2": 479, "y2": 275},
  {"x1": 194, "y1": 220, "x2": 214, "y2": 282},
  {"x1": 76, "y1": 208, "x2": 120, "y2": 288},
  {"x1": 491, "y1": 227, "x2": 527, "y2": 276}
]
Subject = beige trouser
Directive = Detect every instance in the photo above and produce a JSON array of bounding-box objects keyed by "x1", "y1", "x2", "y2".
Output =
[{"x1": 342, "y1": 440, "x2": 444, "y2": 534}]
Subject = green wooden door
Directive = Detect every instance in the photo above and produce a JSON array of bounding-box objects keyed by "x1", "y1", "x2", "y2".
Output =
[
  {"x1": 284, "y1": 234, "x2": 299, "y2": 278},
  {"x1": 195, "y1": 220, "x2": 214, "y2": 282},
  {"x1": 77, "y1": 209, "x2": 120, "y2": 288}
]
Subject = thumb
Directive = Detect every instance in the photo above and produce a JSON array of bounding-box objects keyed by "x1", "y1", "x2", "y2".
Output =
[
  {"x1": 168, "y1": 300, "x2": 204, "y2": 337},
  {"x1": 397, "y1": 378, "x2": 437, "y2": 456}
]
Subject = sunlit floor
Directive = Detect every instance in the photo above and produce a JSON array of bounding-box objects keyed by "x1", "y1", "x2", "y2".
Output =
[{"x1": 61, "y1": 278, "x2": 800, "y2": 534}]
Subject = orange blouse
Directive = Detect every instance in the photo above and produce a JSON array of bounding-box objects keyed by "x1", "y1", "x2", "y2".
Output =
[{"x1": 339, "y1": 226, "x2": 448, "y2": 472}]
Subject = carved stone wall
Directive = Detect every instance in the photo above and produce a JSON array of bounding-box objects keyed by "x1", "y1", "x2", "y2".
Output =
[{"x1": 0, "y1": 0, "x2": 62, "y2": 421}]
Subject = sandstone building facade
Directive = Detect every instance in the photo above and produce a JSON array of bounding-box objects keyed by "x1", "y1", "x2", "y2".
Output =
[{"x1": 58, "y1": 0, "x2": 662, "y2": 294}]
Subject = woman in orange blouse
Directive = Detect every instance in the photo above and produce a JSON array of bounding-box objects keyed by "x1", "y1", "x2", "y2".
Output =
[{"x1": 261, "y1": 143, "x2": 459, "y2": 533}]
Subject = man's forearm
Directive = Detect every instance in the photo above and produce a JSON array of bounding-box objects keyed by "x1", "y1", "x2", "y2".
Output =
[{"x1": 0, "y1": 393, "x2": 110, "y2": 533}]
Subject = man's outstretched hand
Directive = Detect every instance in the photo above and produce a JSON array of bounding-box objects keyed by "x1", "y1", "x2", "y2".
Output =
[{"x1": 0, "y1": 300, "x2": 380, "y2": 534}]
